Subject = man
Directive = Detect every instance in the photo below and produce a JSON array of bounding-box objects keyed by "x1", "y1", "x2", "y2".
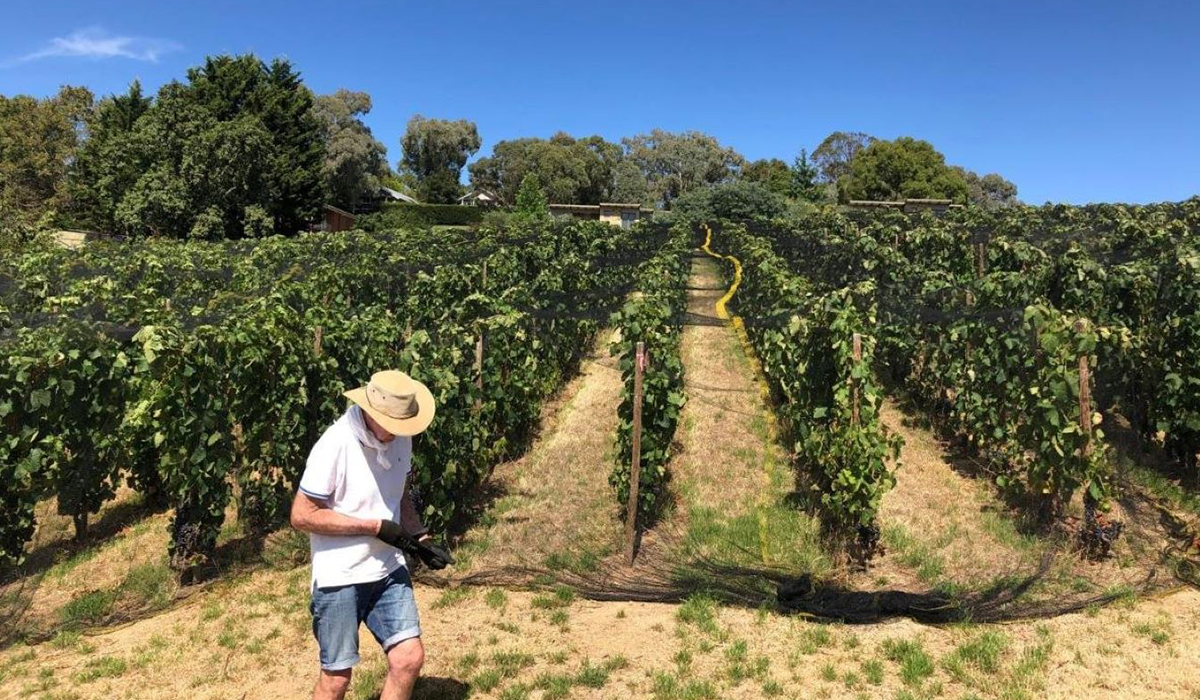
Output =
[{"x1": 291, "y1": 370, "x2": 453, "y2": 700}]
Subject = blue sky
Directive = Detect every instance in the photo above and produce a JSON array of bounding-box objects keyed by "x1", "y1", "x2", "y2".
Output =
[{"x1": 2, "y1": 0, "x2": 1198, "y2": 204}]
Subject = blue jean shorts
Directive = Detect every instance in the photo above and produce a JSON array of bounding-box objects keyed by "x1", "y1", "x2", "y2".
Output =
[{"x1": 310, "y1": 566, "x2": 421, "y2": 671}]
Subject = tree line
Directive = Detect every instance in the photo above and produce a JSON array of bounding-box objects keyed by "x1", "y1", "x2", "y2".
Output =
[{"x1": 0, "y1": 53, "x2": 1019, "y2": 240}]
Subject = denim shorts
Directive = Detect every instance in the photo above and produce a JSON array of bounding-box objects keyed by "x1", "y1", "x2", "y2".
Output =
[{"x1": 310, "y1": 566, "x2": 421, "y2": 671}]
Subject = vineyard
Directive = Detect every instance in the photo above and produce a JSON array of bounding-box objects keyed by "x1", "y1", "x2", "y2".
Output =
[
  {"x1": 3, "y1": 201, "x2": 1200, "y2": 699},
  {"x1": 724, "y1": 201, "x2": 1200, "y2": 558},
  {"x1": 0, "y1": 219, "x2": 675, "y2": 579}
]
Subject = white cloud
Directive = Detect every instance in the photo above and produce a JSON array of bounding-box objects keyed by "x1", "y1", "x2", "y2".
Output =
[{"x1": 14, "y1": 27, "x2": 181, "y2": 64}]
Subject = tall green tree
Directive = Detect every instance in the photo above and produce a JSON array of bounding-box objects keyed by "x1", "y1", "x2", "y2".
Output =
[
  {"x1": 811, "y1": 131, "x2": 875, "y2": 184},
  {"x1": 69, "y1": 81, "x2": 152, "y2": 232},
  {"x1": 399, "y1": 115, "x2": 481, "y2": 204},
  {"x1": 741, "y1": 158, "x2": 793, "y2": 198},
  {"x1": 953, "y1": 166, "x2": 1019, "y2": 209},
  {"x1": 672, "y1": 181, "x2": 786, "y2": 222},
  {"x1": 0, "y1": 86, "x2": 93, "y2": 230},
  {"x1": 70, "y1": 54, "x2": 325, "y2": 238},
  {"x1": 314, "y1": 89, "x2": 387, "y2": 211},
  {"x1": 838, "y1": 137, "x2": 968, "y2": 203},
  {"x1": 514, "y1": 172, "x2": 549, "y2": 219},
  {"x1": 621, "y1": 130, "x2": 744, "y2": 208},
  {"x1": 468, "y1": 132, "x2": 624, "y2": 205},
  {"x1": 790, "y1": 148, "x2": 824, "y2": 202}
]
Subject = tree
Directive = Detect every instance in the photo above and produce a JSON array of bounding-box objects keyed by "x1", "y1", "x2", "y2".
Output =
[
  {"x1": 838, "y1": 137, "x2": 969, "y2": 203},
  {"x1": 514, "y1": 173, "x2": 549, "y2": 219},
  {"x1": 70, "y1": 54, "x2": 325, "y2": 239},
  {"x1": 672, "y1": 181, "x2": 786, "y2": 222},
  {"x1": 468, "y1": 132, "x2": 624, "y2": 205},
  {"x1": 69, "y1": 81, "x2": 152, "y2": 232},
  {"x1": 399, "y1": 115, "x2": 480, "y2": 204},
  {"x1": 790, "y1": 149, "x2": 824, "y2": 202},
  {"x1": 314, "y1": 89, "x2": 387, "y2": 211},
  {"x1": 741, "y1": 158, "x2": 792, "y2": 198},
  {"x1": 954, "y1": 167, "x2": 1019, "y2": 209},
  {"x1": 811, "y1": 131, "x2": 876, "y2": 184},
  {"x1": 621, "y1": 130, "x2": 744, "y2": 208},
  {"x1": 0, "y1": 86, "x2": 93, "y2": 229},
  {"x1": 610, "y1": 159, "x2": 650, "y2": 204}
]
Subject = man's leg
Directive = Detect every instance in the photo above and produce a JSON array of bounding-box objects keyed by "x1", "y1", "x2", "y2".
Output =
[
  {"x1": 366, "y1": 568, "x2": 423, "y2": 700},
  {"x1": 380, "y1": 637, "x2": 424, "y2": 700},
  {"x1": 310, "y1": 582, "x2": 363, "y2": 700},
  {"x1": 313, "y1": 668, "x2": 352, "y2": 700}
]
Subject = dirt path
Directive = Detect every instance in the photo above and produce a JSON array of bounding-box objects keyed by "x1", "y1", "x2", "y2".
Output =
[
  {"x1": 669, "y1": 255, "x2": 770, "y2": 519},
  {"x1": 449, "y1": 332, "x2": 625, "y2": 576}
]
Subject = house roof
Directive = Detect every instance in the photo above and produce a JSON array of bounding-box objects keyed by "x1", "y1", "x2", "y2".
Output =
[{"x1": 381, "y1": 187, "x2": 420, "y2": 204}]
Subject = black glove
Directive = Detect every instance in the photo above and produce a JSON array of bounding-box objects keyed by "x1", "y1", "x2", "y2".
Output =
[{"x1": 376, "y1": 520, "x2": 455, "y2": 570}]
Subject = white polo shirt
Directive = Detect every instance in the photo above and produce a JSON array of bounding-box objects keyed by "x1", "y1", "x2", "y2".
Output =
[{"x1": 299, "y1": 406, "x2": 411, "y2": 588}]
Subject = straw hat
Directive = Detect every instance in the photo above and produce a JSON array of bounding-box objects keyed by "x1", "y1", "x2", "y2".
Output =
[{"x1": 344, "y1": 370, "x2": 436, "y2": 437}]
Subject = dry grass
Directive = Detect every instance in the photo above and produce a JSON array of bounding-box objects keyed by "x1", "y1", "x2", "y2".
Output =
[
  {"x1": 4, "y1": 551, "x2": 1198, "y2": 699},
  {"x1": 871, "y1": 400, "x2": 1183, "y2": 602},
  {"x1": 447, "y1": 330, "x2": 625, "y2": 576},
  {"x1": 672, "y1": 256, "x2": 768, "y2": 519}
]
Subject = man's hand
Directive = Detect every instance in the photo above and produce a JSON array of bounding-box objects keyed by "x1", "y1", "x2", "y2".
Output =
[{"x1": 375, "y1": 520, "x2": 454, "y2": 570}]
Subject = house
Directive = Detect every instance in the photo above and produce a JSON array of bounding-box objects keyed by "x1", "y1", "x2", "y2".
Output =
[
  {"x1": 458, "y1": 189, "x2": 503, "y2": 207},
  {"x1": 547, "y1": 202, "x2": 654, "y2": 229},
  {"x1": 312, "y1": 204, "x2": 357, "y2": 232}
]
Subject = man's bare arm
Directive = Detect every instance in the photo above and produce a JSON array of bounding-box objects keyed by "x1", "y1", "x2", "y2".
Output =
[{"x1": 290, "y1": 491, "x2": 381, "y2": 536}]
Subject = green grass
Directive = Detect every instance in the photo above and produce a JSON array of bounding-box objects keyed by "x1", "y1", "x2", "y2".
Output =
[
  {"x1": 534, "y1": 672, "x2": 574, "y2": 699},
  {"x1": 495, "y1": 621, "x2": 520, "y2": 634},
  {"x1": 472, "y1": 668, "x2": 503, "y2": 693},
  {"x1": 797, "y1": 624, "x2": 833, "y2": 654},
  {"x1": 676, "y1": 594, "x2": 720, "y2": 636},
  {"x1": 650, "y1": 672, "x2": 717, "y2": 700},
  {"x1": 492, "y1": 650, "x2": 536, "y2": 678},
  {"x1": 820, "y1": 662, "x2": 837, "y2": 681},
  {"x1": 57, "y1": 590, "x2": 116, "y2": 628},
  {"x1": 73, "y1": 655, "x2": 127, "y2": 683},
  {"x1": 498, "y1": 683, "x2": 531, "y2": 700},
  {"x1": 944, "y1": 630, "x2": 1008, "y2": 680},
  {"x1": 882, "y1": 638, "x2": 935, "y2": 686},
  {"x1": 574, "y1": 659, "x2": 610, "y2": 688},
  {"x1": 456, "y1": 652, "x2": 481, "y2": 675},
  {"x1": 531, "y1": 585, "x2": 575, "y2": 610},
  {"x1": 1131, "y1": 619, "x2": 1171, "y2": 645},
  {"x1": 862, "y1": 658, "x2": 884, "y2": 685},
  {"x1": 544, "y1": 547, "x2": 606, "y2": 574},
  {"x1": 883, "y1": 524, "x2": 949, "y2": 586},
  {"x1": 431, "y1": 587, "x2": 472, "y2": 609},
  {"x1": 485, "y1": 588, "x2": 508, "y2": 610}
]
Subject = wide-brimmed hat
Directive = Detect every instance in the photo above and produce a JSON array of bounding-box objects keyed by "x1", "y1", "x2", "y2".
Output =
[{"x1": 344, "y1": 370, "x2": 436, "y2": 437}]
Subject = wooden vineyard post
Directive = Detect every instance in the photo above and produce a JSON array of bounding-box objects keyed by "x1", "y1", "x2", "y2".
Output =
[
  {"x1": 625, "y1": 342, "x2": 646, "y2": 566},
  {"x1": 976, "y1": 241, "x2": 986, "y2": 278},
  {"x1": 313, "y1": 326, "x2": 323, "y2": 357},
  {"x1": 1076, "y1": 319, "x2": 1092, "y2": 456},
  {"x1": 474, "y1": 261, "x2": 488, "y2": 412},
  {"x1": 851, "y1": 333, "x2": 862, "y2": 427},
  {"x1": 474, "y1": 332, "x2": 484, "y2": 412}
]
